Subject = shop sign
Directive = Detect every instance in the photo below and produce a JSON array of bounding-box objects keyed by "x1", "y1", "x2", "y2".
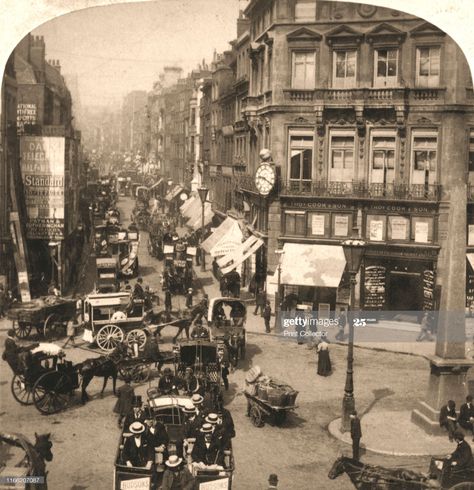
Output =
[
  {"x1": 311, "y1": 214, "x2": 325, "y2": 235},
  {"x1": 17, "y1": 103, "x2": 37, "y2": 135},
  {"x1": 367, "y1": 203, "x2": 432, "y2": 214},
  {"x1": 369, "y1": 220, "x2": 384, "y2": 241},
  {"x1": 414, "y1": 221, "x2": 429, "y2": 243},
  {"x1": 286, "y1": 201, "x2": 350, "y2": 210},
  {"x1": 20, "y1": 136, "x2": 65, "y2": 240},
  {"x1": 120, "y1": 477, "x2": 150, "y2": 490},
  {"x1": 333, "y1": 215, "x2": 349, "y2": 236},
  {"x1": 390, "y1": 217, "x2": 408, "y2": 240}
]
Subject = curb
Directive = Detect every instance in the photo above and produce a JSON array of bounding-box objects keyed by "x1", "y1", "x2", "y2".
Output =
[{"x1": 327, "y1": 418, "x2": 446, "y2": 457}]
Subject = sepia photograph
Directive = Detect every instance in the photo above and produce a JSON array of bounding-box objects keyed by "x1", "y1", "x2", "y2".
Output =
[{"x1": 1, "y1": 0, "x2": 474, "y2": 488}]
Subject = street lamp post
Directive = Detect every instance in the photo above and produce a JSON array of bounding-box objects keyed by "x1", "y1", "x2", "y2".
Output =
[
  {"x1": 340, "y1": 239, "x2": 366, "y2": 433},
  {"x1": 197, "y1": 186, "x2": 209, "y2": 272},
  {"x1": 274, "y1": 249, "x2": 285, "y2": 329}
]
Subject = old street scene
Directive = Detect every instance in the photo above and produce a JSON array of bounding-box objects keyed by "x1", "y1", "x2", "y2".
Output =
[{"x1": 1, "y1": 0, "x2": 474, "y2": 489}]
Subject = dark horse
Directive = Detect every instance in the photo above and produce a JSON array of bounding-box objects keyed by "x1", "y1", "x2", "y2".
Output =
[
  {"x1": 76, "y1": 343, "x2": 127, "y2": 403},
  {"x1": 146, "y1": 310, "x2": 192, "y2": 342},
  {"x1": 328, "y1": 456, "x2": 437, "y2": 489}
]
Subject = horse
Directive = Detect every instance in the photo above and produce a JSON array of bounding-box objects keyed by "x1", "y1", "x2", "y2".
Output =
[
  {"x1": 328, "y1": 456, "x2": 433, "y2": 489},
  {"x1": 145, "y1": 310, "x2": 193, "y2": 341}
]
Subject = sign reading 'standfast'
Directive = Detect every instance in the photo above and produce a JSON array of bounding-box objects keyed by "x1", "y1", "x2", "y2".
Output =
[{"x1": 19, "y1": 136, "x2": 65, "y2": 240}]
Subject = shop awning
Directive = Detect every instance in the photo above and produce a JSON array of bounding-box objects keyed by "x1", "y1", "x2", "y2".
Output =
[
  {"x1": 188, "y1": 202, "x2": 214, "y2": 230},
  {"x1": 165, "y1": 185, "x2": 184, "y2": 202},
  {"x1": 467, "y1": 253, "x2": 474, "y2": 270},
  {"x1": 148, "y1": 178, "x2": 164, "y2": 190},
  {"x1": 217, "y1": 234, "x2": 264, "y2": 275},
  {"x1": 201, "y1": 217, "x2": 243, "y2": 256},
  {"x1": 180, "y1": 194, "x2": 199, "y2": 219},
  {"x1": 279, "y1": 243, "x2": 346, "y2": 288}
]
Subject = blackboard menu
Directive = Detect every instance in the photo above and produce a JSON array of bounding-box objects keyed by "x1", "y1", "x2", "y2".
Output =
[
  {"x1": 364, "y1": 265, "x2": 386, "y2": 310},
  {"x1": 422, "y1": 270, "x2": 435, "y2": 311}
]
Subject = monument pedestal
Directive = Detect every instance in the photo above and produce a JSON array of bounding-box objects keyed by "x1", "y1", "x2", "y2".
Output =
[{"x1": 411, "y1": 356, "x2": 474, "y2": 435}]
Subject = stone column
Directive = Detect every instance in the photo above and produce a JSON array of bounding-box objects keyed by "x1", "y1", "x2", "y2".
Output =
[{"x1": 412, "y1": 111, "x2": 473, "y2": 434}]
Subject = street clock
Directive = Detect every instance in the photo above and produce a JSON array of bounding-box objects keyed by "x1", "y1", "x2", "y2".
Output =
[{"x1": 255, "y1": 163, "x2": 276, "y2": 196}]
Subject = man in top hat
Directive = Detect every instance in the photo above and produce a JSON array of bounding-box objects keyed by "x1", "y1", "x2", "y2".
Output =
[
  {"x1": 263, "y1": 300, "x2": 272, "y2": 333},
  {"x1": 447, "y1": 431, "x2": 474, "y2": 470},
  {"x1": 122, "y1": 421, "x2": 153, "y2": 468},
  {"x1": 133, "y1": 277, "x2": 145, "y2": 300},
  {"x1": 216, "y1": 395, "x2": 236, "y2": 446},
  {"x1": 124, "y1": 396, "x2": 144, "y2": 429},
  {"x1": 459, "y1": 395, "x2": 474, "y2": 441},
  {"x1": 161, "y1": 455, "x2": 194, "y2": 490},
  {"x1": 158, "y1": 368, "x2": 178, "y2": 395},
  {"x1": 144, "y1": 408, "x2": 169, "y2": 462},
  {"x1": 113, "y1": 377, "x2": 135, "y2": 428},
  {"x1": 191, "y1": 423, "x2": 224, "y2": 467},
  {"x1": 268, "y1": 474, "x2": 279, "y2": 489}
]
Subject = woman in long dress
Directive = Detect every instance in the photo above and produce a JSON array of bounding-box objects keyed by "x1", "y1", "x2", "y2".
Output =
[{"x1": 317, "y1": 340, "x2": 332, "y2": 376}]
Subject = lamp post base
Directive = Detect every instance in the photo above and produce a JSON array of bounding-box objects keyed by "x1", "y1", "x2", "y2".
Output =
[{"x1": 341, "y1": 393, "x2": 355, "y2": 433}]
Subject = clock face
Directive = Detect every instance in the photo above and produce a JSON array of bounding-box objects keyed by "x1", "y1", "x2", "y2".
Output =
[{"x1": 255, "y1": 163, "x2": 276, "y2": 195}]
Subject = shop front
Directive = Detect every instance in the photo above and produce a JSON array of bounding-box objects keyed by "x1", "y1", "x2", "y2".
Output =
[{"x1": 362, "y1": 246, "x2": 439, "y2": 321}]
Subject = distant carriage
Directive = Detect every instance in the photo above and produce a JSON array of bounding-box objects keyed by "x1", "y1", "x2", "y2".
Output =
[{"x1": 7, "y1": 296, "x2": 77, "y2": 340}]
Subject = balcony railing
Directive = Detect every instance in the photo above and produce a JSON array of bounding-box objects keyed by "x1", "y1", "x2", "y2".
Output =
[
  {"x1": 283, "y1": 87, "x2": 446, "y2": 105},
  {"x1": 281, "y1": 181, "x2": 442, "y2": 201},
  {"x1": 237, "y1": 174, "x2": 259, "y2": 193}
]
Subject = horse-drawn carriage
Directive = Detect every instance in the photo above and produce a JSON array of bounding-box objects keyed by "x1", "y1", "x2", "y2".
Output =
[
  {"x1": 163, "y1": 242, "x2": 194, "y2": 295},
  {"x1": 96, "y1": 257, "x2": 120, "y2": 293},
  {"x1": 7, "y1": 296, "x2": 77, "y2": 340},
  {"x1": 207, "y1": 298, "x2": 246, "y2": 367},
  {"x1": 82, "y1": 291, "x2": 149, "y2": 352},
  {"x1": 6, "y1": 343, "x2": 80, "y2": 415},
  {"x1": 114, "y1": 394, "x2": 234, "y2": 490},
  {"x1": 328, "y1": 455, "x2": 474, "y2": 489}
]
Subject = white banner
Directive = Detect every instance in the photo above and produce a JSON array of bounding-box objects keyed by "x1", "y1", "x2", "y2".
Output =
[{"x1": 199, "y1": 478, "x2": 229, "y2": 490}]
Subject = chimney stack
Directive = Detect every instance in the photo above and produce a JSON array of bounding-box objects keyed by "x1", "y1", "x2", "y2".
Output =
[
  {"x1": 236, "y1": 10, "x2": 250, "y2": 38},
  {"x1": 30, "y1": 35, "x2": 45, "y2": 77}
]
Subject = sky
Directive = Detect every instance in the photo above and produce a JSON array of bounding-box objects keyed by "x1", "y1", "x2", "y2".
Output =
[{"x1": 31, "y1": 0, "x2": 249, "y2": 110}]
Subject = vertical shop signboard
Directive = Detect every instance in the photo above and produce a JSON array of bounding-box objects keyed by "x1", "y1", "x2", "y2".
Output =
[
  {"x1": 422, "y1": 270, "x2": 435, "y2": 310},
  {"x1": 19, "y1": 136, "x2": 65, "y2": 240},
  {"x1": 364, "y1": 265, "x2": 386, "y2": 310}
]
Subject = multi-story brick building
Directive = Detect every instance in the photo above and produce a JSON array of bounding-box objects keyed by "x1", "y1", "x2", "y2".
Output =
[{"x1": 213, "y1": 0, "x2": 473, "y2": 320}]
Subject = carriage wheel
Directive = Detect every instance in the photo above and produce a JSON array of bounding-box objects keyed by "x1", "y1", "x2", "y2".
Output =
[
  {"x1": 11, "y1": 374, "x2": 34, "y2": 405},
  {"x1": 125, "y1": 329, "x2": 148, "y2": 351},
  {"x1": 12, "y1": 320, "x2": 32, "y2": 339},
  {"x1": 96, "y1": 324, "x2": 125, "y2": 352},
  {"x1": 249, "y1": 405, "x2": 264, "y2": 428},
  {"x1": 274, "y1": 410, "x2": 287, "y2": 426},
  {"x1": 32, "y1": 371, "x2": 70, "y2": 415},
  {"x1": 450, "y1": 484, "x2": 474, "y2": 489},
  {"x1": 43, "y1": 313, "x2": 65, "y2": 341}
]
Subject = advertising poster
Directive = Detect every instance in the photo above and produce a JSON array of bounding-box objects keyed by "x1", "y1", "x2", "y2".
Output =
[
  {"x1": 16, "y1": 103, "x2": 37, "y2": 135},
  {"x1": 334, "y1": 215, "x2": 349, "y2": 236},
  {"x1": 390, "y1": 217, "x2": 408, "y2": 240},
  {"x1": 311, "y1": 214, "x2": 325, "y2": 235},
  {"x1": 369, "y1": 220, "x2": 384, "y2": 241},
  {"x1": 414, "y1": 221, "x2": 429, "y2": 243},
  {"x1": 20, "y1": 136, "x2": 65, "y2": 239}
]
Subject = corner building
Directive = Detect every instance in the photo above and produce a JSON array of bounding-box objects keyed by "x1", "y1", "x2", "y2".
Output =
[{"x1": 234, "y1": 0, "x2": 473, "y2": 317}]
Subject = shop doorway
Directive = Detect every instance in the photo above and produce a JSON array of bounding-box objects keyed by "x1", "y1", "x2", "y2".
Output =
[{"x1": 387, "y1": 271, "x2": 423, "y2": 314}]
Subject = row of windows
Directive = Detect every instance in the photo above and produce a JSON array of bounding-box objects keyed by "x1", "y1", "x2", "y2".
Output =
[
  {"x1": 290, "y1": 46, "x2": 441, "y2": 90},
  {"x1": 284, "y1": 211, "x2": 434, "y2": 244},
  {"x1": 288, "y1": 129, "x2": 439, "y2": 185}
]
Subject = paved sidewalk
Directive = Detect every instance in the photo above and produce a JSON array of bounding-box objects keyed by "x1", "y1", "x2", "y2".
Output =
[{"x1": 328, "y1": 411, "x2": 456, "y2": 457}]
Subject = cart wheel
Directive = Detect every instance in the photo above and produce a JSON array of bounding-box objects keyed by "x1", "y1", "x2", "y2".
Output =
[
  {"x1": 249, "y1": 405, "x2": 264, "y2": 428},
  {"x1": 12, "y1": 320, "x2": 32, "y2": 339},
  {"x1": 11, "y1": 374, "x2": 34, "y2": 405},
  {"x1": 44, "y1": 313, "x2": 65, "y2": 341},
  {"x1": 126, "y1": 329, "x2": 147, "y2": 351},
  {"x1": 32, "y1": 371, "x2": 70, "y2": 415},
  {"x1": 96, "y1": 324, "x2": 125, "y2": 352},
  {"x1": 274, "y1": 411, "x2": 287, "y2": 426},
  {"x1": 130, "y1": 364, "x2": 151, "y2": 383}
]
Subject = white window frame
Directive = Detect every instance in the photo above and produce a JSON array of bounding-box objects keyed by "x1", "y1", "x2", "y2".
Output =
[
  {"x1": 332, "y1": 50, "x2": 357, "y2": 88},
  {"x1": 288, "y1": 129, "x2": 314, "y2": 186},
  {"x1": 369, "y1": 130, "x2": 397, "y2": 184},
  {"x1": 410, "y1": 130, "x2": 438, "y2": 186},
  {"x1": 373, "y1": 48, "x2": 399, "y2": 88},
  {"x1": 295, "y1": 0, "x2": 317, "y2": 22},
  {"x1": 291, "y1": 51, "x2": 316, "y2": 90},
  {"x1": 329, "y1": 130, "x2": 355, "y2": 183},
  {"x1": 415, "y1": 46, "x2": 441, "y2": 88}
]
